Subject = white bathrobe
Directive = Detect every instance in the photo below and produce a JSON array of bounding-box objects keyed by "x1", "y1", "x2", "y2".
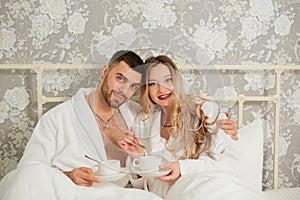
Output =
[
  {"x1": 133, "y1": 101, "x2": 265, "y2": 199},
  {"x1": 0, "y1": 88, "x2": 161, "y2": 200}
]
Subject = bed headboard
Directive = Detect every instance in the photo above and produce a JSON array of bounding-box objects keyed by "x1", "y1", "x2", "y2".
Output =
[{"x1": 0, "y1": 64, "x2": 299, "y2": 190}]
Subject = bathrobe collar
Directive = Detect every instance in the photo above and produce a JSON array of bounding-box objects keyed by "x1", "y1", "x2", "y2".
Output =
[{"x1": 72, "y1": 88, "x2": 136, "y2": 161}]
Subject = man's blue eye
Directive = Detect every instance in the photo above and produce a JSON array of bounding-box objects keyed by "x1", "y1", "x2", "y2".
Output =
[
  {"x1": 131, "y1": 85, "x2": 139, "y2": 89},
  {"x1": 117, "y1": 76, "x2": 125, "y2": 82}
]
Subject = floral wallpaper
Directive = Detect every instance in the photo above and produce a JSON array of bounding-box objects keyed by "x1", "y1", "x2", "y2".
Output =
[{"x1": 0, "y1": 0, "x2": 300, "y2": 190}]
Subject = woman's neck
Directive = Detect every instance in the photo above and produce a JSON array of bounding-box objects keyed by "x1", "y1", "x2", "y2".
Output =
[{"x1": 161, "y1": 106, "x2": 175, "y2": 126}]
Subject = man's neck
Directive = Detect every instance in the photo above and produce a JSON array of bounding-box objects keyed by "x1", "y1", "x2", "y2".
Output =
[{"x1": 93, "y1": 88, "x2": 114, "y2": 116}]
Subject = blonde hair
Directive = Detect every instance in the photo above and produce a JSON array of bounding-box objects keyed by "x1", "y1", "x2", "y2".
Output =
[{"x1": 140, "y1": 55, "x2": 219, "y2": 159}]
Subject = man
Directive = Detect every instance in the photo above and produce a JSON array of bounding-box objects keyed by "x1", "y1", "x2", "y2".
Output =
[
  {"x1": 0, "y1": 50, "x2": 161, "y2": 200},
  {"x1": 63, "y1": 50, "x2": 146, "y2": 187},
  {"x1": 0, "y1": 50, "x2": 237, "y2": 200}
]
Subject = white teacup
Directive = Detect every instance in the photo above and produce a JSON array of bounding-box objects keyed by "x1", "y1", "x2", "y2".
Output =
[
  {"x1": 133, "y1": 155, "x2": 161, "y2": 171},
  {"x1": 93, "y1": 160, "x2": 121, "y2": 176}
]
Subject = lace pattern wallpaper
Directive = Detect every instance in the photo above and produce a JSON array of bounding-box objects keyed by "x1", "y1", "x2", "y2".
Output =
[{"x1": 0, "y1": 0, "x2": 299, "y2": 189}]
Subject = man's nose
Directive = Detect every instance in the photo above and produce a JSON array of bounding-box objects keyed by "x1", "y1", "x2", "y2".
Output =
[{"x1": 119, "y1": 83, "x2": 130, "y2": 95}]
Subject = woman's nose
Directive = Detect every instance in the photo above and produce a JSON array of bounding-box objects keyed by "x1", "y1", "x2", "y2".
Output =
[{"x1": 157, "y1": 83, "x2": 167, "y2": 92}]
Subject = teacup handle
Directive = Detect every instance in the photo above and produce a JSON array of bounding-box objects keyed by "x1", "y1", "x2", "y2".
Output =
[
  {"x1": 92, "y1": 166, "x2": 99, "y2": 174},
  {"x1": 132, "y1": 158, "x2": 140, "y2": 168}
]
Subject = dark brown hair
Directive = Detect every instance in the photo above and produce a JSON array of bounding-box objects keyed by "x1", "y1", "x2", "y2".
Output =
[{"x1": 109, "y1": 50, "x2": 144, "y2": 74}]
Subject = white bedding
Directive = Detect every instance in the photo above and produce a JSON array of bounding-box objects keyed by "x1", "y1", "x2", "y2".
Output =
[
  {"x1": 264, "y1": 187, "x2": 300, "y2": 200},
  {"x1": 0, "y1": 163, "x2": 161, "y2": 200},
  {"x1": 165, "y1": 171, "x2": 266, "y2": 200}
]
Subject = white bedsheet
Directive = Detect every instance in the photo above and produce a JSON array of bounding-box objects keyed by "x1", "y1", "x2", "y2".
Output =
[
  {"x1": 264, "y1": 187, "x2": 300, "y2": 200},
  {"x1": 165, "y1": 171, "x2": 266, "y2": 200},
  {"x1": 0, "y1": 164, "x2": 161, "y2": 200}
]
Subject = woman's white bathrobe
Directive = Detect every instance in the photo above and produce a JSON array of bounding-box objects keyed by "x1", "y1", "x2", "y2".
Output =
[
  {"x1": 0, "y1": 88, "x2": 161, "y2": 200},
  {"x1": 133, "y1": 102, "x2": 265, "y2": 200}
]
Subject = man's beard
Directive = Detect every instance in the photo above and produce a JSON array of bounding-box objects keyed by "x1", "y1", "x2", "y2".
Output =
[{"x1": 101, "y1": 77, "x2": 127, "y2": 108}]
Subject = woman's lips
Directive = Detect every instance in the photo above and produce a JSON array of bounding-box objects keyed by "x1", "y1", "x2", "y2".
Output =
[{"x1": 158, "y1": 93, "x2": 172, "y2": 100}]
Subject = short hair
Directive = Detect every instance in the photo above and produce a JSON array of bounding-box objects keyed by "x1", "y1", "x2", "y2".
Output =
[{"x1": 109, "y1": 50, "x2": 144, "y2": 74}]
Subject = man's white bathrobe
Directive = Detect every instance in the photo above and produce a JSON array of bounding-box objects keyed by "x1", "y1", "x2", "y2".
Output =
[{"x1": 0, "y1": 88, "x2": 161, "y2": 200}]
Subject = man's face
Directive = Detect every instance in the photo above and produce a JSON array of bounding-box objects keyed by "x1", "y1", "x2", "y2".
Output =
[{"x1": 101, "y1": 61, "x2": 142, "y2": 108}]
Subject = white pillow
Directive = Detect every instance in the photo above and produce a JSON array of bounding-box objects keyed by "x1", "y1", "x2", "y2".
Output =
[{"x1": 231, "y1": 118, "x2": 264, "y2": 192}]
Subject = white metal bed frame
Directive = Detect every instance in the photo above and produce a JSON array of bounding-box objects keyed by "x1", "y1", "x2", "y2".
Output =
[{"x1": 1, "y1": 64, "x2": 300, "y2": 190}]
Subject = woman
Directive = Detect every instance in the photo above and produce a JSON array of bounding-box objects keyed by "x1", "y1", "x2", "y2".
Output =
[
  {"x1": 141, "y1": 56, "x2": 239, "y2": 194},
  {"x1": 120, "y1": 55, "x2": 239, "y2": 197}
]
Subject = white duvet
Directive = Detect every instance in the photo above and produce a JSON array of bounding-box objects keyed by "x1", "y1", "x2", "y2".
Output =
[
  {"x1": 166, "y1": 171, "x2": 265, "y2": 200},
  {"x1": 0, "y1": 163, "x2": 161, "y2": 200}
]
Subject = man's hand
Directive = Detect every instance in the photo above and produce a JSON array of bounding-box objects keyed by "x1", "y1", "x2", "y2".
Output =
[
  {"x1": 64, "y1": 167, "x2": 100, "y2": 187},
  {"x1": 217, "y1": 112, "x2": 238, "y2": 141},
  {"x1": 157, "y1": 162, "x2": 181, "y2": 185},
  {"x1": 118, "y1": 127, "x2": 145, "y2": 158}
]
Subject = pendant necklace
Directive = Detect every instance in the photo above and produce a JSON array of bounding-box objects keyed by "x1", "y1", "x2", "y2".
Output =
[
  {"x1": 161, "y1": 115, "x2": 176, "y2": 128},
  {"x1": 89, "y1": 92, "x2": 115, "y2": 129},
  {"x1": 161, "y1": 123, "x2": 176, "y2": 128}
]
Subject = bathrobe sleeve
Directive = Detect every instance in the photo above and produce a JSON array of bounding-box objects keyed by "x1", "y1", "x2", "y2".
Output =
[{"x1": 19, "y1": 106, "x2": 61, "y2": 167}]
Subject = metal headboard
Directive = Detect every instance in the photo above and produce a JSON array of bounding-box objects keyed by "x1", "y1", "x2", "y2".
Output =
[{"x1": 1, "y1": 64, "x2": 299, "y2": 190}]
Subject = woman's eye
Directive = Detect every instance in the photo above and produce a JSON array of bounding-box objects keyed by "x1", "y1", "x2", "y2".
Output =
[
  {"x1": 166, "y1": 78, "x2": 172, "y2": 83},
  {"x1": 148, "y1": 82, "x2": 156, "y2": 86}
]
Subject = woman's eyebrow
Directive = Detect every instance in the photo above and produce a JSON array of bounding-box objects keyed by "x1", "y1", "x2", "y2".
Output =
[{"x1": 148, "y1": 74, "x2": 171, "y2": 82}]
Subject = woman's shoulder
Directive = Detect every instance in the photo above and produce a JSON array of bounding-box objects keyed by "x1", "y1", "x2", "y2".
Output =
[
  {"x1": 200, "y1": 101, "x2": 219, "y2": 122},
  {"x1": 189, "y1": 95, "x2": 219, "y2": 123}
]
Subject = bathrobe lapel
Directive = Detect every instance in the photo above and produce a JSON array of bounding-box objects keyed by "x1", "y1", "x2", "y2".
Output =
[
  {"x1": 119, "y1": 100, "x2": 138, "y2": 131},
  {"x1": 72, "y1": 88, "x2": 107, "y2": 161},
  {"x1": 71, "y1": 89, "x2": 140, "y2": 162}
]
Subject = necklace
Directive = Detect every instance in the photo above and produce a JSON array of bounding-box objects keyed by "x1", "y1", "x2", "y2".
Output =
[
  {"x1": 94, "y1": 110, "x2": 114, "y2": 129},
  {"x1": 161, "y1": 123, "x2": 176, "y2": 128},
  {"x1": 89, "y1": 92, "x2": 115, "y2": 129},
  {"x1": 161, "y1": 115, "x2": 176, "y2": 128}
]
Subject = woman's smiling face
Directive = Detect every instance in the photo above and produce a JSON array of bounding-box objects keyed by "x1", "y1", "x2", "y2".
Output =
[{"x1": 148, "y1": 64, "x2": 175, "y2": 108}]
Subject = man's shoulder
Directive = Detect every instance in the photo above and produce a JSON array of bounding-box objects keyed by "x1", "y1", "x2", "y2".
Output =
[
  {"x1": 41, "y1": 100, "x2": 72, "y2": 119},
  {"x1": 44, "y1": 87, "x2": 92, "y2": 116}
]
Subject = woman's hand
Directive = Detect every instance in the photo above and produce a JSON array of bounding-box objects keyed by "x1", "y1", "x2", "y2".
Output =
[
  {"x1": 157, "y1": 162, "x2": 181, "y2": 185},
  {"x1": 118, "y1": 127, "x2": 145, "y2": 158},
  {"x1": 217, "y1": 112, "x2": 238, "y2": 141},
  {"x1": 63, "y1": 167, "x2": 100, "y2": 187}
]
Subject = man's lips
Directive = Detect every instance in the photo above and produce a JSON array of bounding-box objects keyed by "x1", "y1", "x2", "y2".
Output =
[
  {"x1": 158, "y1": 93, "x2": 172, "y2": 100},
  {"x1": 112, "y1": 91, "x2": 126, "y2": 102}
]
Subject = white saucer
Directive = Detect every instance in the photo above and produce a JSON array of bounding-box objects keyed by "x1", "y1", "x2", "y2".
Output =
[
  {"x1": 139, "y1": 169, "x2": 171, "y2": 177},
  {"x1": 131, "y1": 167, "x2": 171, "y2": 177},
  {"x1": 96, "y1": 172, "x2": 128, "y2": 182}
]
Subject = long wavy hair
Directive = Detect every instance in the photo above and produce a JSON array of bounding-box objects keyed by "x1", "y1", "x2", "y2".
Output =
[{"x1": 140, "y1": 55, "x2": 219, "y2": 159}]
